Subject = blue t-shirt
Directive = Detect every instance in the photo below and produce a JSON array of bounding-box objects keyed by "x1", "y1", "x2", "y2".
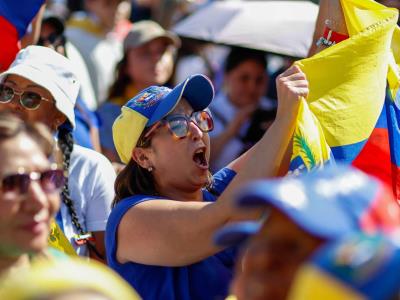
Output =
[
  {"x1": 73, "y1": 96, "x2": 99, "y2": 150},
  {"x1": 96, "y1": 102, "x2": 121, "y2": 154},
  {"x1": 105, "y1": 168, "x2": 237, "y2": 300}
]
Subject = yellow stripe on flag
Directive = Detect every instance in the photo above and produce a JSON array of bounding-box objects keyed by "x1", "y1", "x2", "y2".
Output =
[{"x1": 290, "y1": 1, "x2": 398, "y2": 172}]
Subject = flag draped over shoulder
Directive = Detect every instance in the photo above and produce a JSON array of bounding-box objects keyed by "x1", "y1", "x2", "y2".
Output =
[
  {"x1": 289, "y1": 0, "x2": 400, "y2": 201},
  {"x1": 0, "y1": 0, "x2": 45, "y2": 71}
]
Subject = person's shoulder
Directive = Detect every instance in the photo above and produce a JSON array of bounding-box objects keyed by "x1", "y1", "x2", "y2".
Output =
[
  {"x1": 212, "y1": 167, "x2": 237, "y2": 183},
  {"x1": 71, "y1": 144, "x2": 114, "y2": 169},
  {"x1": 114, "y1": 195, "x2": 164, "y2": 210},
  {"x1": 65, "y1": 13, "x2": 102, "y2": 46}
]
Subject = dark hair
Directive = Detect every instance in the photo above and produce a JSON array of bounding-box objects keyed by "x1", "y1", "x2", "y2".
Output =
[
  {"x1": 57, "y1": 123, "x2": 85, "y2": 234},
  {"x1": 113, "y1": 129, "x2": 157, "y2": 207},
  {"x1": 224, "y1": 47, "x2": 267, "y2": 74},
  {"x1": 57, "y1": 122, "x2": 104, "y2": 258},
  {"x1": 0, "y1": 111, "x2": 54, "y2": 157},
  {"x1": 108, "y1": 55, "x2": 131, "y2": 100},
  {"x1": 38, "y1": 17, "x2": 68, "y2": 57}
]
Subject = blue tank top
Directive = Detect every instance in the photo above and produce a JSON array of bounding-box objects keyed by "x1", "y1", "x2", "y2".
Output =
[{"x1": 105, "y1": 168, "x2": 237, "y2": 300}]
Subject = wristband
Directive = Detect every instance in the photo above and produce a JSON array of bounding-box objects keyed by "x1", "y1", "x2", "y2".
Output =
[{"x1": 316, "y1": 26, "x2": 349, "y2": 47}]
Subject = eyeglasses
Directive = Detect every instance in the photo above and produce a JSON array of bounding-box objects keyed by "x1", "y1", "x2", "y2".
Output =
[
  {"x1": 0, "y1": 84, "x2": 52, "y2": 110},
  {"x1": 0, "y1": 168, "x2": 65, "y2": 195},
  {"x1": 143, "y1": 110, "x2": 214, "y2": 142}
]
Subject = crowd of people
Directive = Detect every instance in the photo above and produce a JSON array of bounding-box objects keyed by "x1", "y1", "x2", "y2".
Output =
[{"x1": 0, "y1": 0, "x2": 400, "y2": 299}]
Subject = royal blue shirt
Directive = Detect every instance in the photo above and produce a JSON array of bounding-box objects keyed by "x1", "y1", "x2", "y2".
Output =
[
  {"x1": 105, "y1": 168, "x2": 237, "y2": 300},
  {"x1": 73, "y1": 96, "x2": 99, "y2": 150}
]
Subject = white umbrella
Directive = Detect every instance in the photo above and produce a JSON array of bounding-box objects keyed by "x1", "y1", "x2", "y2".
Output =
[{"x1": 172, "y1": 0, "x2": 319, "y2": 58}]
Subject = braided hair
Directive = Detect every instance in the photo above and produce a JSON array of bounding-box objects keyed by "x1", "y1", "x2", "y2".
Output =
[
  {"x1": 57, "y1": 123, "x2": 85, "y2": 235},
  {"x1": 57, "y1": 122, "x2": 103, "y2": 259}
]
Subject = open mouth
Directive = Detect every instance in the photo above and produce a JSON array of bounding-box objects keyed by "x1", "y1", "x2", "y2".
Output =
[{"x1": 193, "y1": 148, "x2": 209, "y2": 169}]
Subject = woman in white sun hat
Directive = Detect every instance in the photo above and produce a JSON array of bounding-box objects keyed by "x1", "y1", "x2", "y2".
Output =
[{"x1": 0, "y1": 45, "x2": 116, "y2": 261}]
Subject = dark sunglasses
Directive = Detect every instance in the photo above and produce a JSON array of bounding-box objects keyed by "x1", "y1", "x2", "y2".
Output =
[
  {"x1": 0, "y1": 168, "x2": 65, "y2": 195},
  {"x1": 0, "y1": 84, "x2": 52, "y2": 110},
  {"x1": 37, "y1": 32, "x2": 66, "y2": 48},
  {"x1": 144, "y1": 110, "x2": 214, "y2": 141}
]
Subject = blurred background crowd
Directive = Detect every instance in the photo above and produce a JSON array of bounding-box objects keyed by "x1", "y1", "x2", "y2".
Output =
[{"x1": 1, "y1": 0, "x2": 400, "y2": 300}]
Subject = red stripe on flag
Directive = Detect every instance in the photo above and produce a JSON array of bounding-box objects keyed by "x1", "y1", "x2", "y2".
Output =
[
  {"x1": 0, "y1": 16, "x2": 20, "y2": 72},
  {"x1": 353, "y1": 128, "x2": 391, "y2": 183},
  {"x1": 391, "y1": 163, "x2": 400, "y2": 203},
  {"x1": 353, "y1": 127, "x2": 400, "y2": 201}
]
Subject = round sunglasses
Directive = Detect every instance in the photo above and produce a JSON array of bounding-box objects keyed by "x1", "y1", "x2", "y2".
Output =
[
  {"x1": 0, "y1": 83, "x2": 52, "y2": 110},
  {"x1": 0, "y1": 168, "x2": 65, "y2": 196},
  {"x1": 143, "y1": 110, "x2": 214, "y2": 141}
]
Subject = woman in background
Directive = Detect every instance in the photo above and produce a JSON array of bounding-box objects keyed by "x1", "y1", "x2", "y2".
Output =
[
  {"x1": 208, "y1": 47, "x2": 276, "y2": 172},
  {"x1": 97, "y1": 20, "x2": 180, "y2": 162}
]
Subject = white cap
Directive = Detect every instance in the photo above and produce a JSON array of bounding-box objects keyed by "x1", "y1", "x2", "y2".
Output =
[{"x1": 0, "y1": 46, "x2": 80, "y2": 128}]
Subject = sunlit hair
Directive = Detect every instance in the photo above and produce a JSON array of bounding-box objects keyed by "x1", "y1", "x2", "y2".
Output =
[{"x1": 0, "y1": 111, "x2": 54, "y2": 158}]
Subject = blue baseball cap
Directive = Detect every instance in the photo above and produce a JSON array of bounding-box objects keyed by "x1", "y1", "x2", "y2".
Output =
[
  {"x1": 288, "y1": 232, "x2": 400, "y2": 300},
  {"x1": 113, "y1": 74, "x2": 214, "y2": 163},
  {"x1": 214, "y1": 165, "x2": 400, "y2": 246}
]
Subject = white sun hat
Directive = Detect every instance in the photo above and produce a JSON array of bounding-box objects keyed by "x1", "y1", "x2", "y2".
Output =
[{"x1": 0, "y1": 45, "x2": 80, "y2": 127}]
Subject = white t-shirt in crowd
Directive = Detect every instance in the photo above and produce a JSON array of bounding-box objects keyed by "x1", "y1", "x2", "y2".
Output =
[
  {"x1": 66, "y1": 13, "x2": 122, "y2": 105},
  {"x1": 59, "y1": 144, "x2": 116, "y2": 256}
]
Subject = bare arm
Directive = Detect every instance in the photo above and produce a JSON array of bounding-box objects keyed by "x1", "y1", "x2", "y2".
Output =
[
  {"x1": 308, "y1": 0, "x2": 348, "y2": 57},
  {"x1": 117, "y1": 199, "x2": 231, "y2": 266},
  {"x1": 20, "y1": 3, "x2": 46, "y2": 48},
  {"x1": 117, "y1": 65, "x2": 309, "y2": 267}
]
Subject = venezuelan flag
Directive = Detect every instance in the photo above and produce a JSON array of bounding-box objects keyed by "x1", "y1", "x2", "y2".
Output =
[
  {"x1": 290, "y1": 0, "x2": 400, "y2": 202},
  {"x1": 342, "y1": 0, "x2": 400, "y2": 200},
  {"x1": 0, "y1": 0, "x2": 45, "y2": 71}
]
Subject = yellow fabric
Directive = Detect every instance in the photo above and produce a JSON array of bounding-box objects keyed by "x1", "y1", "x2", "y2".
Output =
[
  {"x1": 340, "y1": 0, "x2": 395, "y2": 36},
  {"x1": 0, "y1": 257, "x2": 141, "y2": 300},
  {"x1": 387, "y1": 27, "x2": 400, "y2": 99},
  {"x1": 113, "y1": 106, "x2": 149, "y2": 164},
  {"x1": 110, "y1": 83, "x2": 139, "y2": 106},
  {"x1": 291, "y1": 98, "x2": 331, "y2": 171},
  {"x1": 67, "y1": 16, "x2": 105, "y2": 37},
  {"x1": 288, "y1": 265, "x2": 365, "y2": 300},
  {"x1": 340, "y1": 0, "x2": 400, "y2": 98},
  {"x1": 48, "y1": 220, "x2": 77, "y2": 257},
  {"x1": 290, "y1": 0, "x2": 398, "y2": 171}
]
